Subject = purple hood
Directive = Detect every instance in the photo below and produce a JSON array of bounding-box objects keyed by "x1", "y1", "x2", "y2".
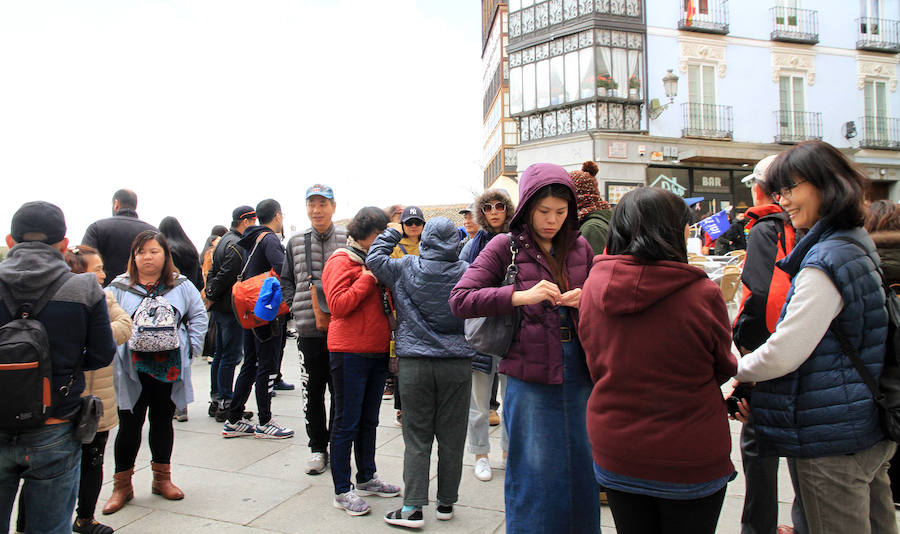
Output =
[{"x1": 510, "y1": 163, "x2": 580, "y2": 233}]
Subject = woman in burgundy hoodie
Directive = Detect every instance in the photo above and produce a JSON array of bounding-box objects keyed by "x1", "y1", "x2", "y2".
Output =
[
  {"x1": 579, "y1": 187, "x2": 738, "y2": 534},
  {"x1": 449, "y1": 163, "x2": 597, "y2": 533}
]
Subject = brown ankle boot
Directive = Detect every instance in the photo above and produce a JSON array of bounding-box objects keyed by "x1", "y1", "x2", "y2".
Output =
[
  {"x1": 151, "y1": 462, "x2": 184, "y2": 500},
  {"x1": 102, "y1": 468, "x2": 134, "y2": 515}
]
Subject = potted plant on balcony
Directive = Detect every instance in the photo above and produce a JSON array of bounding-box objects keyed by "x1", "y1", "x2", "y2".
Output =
[
  {"x1": 628, "y1": 75, "x2": 641, "y2": 99},
  {"x1": 597, "y1": 74, "x2": 617, "y2": 97}
]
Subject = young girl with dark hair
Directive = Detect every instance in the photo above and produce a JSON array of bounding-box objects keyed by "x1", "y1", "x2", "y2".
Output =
[
  {"x1": 450, "y1": 163, "x2": 598, "y2": 533},
  {"x1": 103, "y1": 231, "x2": 207, "y2": 516},
  {"x1": 579, "y1": 187, "x2": 737, "y2": 534}
]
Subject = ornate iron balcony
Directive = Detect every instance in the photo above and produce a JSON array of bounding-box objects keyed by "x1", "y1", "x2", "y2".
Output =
[
  {"x1": 859, "y1": 116, "x2": 900, "y2": 150},
  {"x1": 857, "y1": 18, "x2": 900, "y2": 53},
  {"x1": 677, "y1": 0, "x2": 729, "y2": 35},
  {"x1": 770, "y1": 7, "x2": 818, "y2": 44},
  {"x1": 774, "y1": 110, "x2": 823, "y2": 144},
  {"x1": 682, "y1": 103, "x2": 732, "y2": 140}
]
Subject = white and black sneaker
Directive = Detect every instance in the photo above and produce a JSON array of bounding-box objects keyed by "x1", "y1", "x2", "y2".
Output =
[
  {"x1": 254, "y1": 419, "x2": 294, "y2": 439},
  {"x1": 222, "y1": 417, "x2": 255, "y2": 438},
  {"x1": 435, "y1": 503, "x2": 453, "y2": 521},
  {"x1": 384, "y1": 507, "x2": 424, "y2": 529}
]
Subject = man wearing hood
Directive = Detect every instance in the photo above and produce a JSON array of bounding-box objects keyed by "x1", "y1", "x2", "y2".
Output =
[
  {"x1": 367, "y1": 217, "x2": 475, "y2": 529},
  {"x1": 0, "y1": 201, "x2": 116, "y2": 533},
  {"x1": 221, "y1": 199, "x2": 294, "y2": 440}
]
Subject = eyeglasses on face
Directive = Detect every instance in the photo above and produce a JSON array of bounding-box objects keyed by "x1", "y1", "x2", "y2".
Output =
[
  {"x1": 774, "y1": 179, "x2": 807, "y2": 203},
  {"x1": 482, "y1": 202, "x2": 507, "y2": 213},
  {"x1": 403, "y1": 219, "x2": 424, "y2": 227}
]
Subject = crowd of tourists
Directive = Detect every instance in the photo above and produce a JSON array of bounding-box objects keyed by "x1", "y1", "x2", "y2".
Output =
[{"x1": 1, "y1": 139, "x2": 899, "y2": 534}]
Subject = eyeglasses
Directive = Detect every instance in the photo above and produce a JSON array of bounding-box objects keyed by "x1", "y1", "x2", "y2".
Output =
[
  {"x1": 403, "y1": 219, "x2": 424, "y2": 227},
  {"x1": 774, "y1": 180, "x2": 807, "y2": 203},
  {"x1": 482, "y1": 202, "x2": 507, "y2": 213}
]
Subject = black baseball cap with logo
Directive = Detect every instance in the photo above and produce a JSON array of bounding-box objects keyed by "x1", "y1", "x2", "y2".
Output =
[{"x1": 401, "y1": 206, "x2": 425, "y2": 223}]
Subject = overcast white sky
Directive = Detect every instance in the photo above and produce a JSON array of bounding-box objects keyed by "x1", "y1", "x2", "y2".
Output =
[{"x1": 0, "y1": 1, "x2": 484, "y2": 250}]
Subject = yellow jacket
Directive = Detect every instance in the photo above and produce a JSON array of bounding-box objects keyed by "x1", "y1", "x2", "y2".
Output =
[
  {"x1": 390, "y1": 237, "x2": 420, "y2": 258},
  {"x1": 83, "y1": 290, "x2": 132, "y2": 432}
]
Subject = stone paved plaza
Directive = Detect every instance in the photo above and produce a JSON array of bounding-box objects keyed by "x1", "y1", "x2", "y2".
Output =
[{"x1": 75, "y1": 342, "x2": 842, "y2": 533}]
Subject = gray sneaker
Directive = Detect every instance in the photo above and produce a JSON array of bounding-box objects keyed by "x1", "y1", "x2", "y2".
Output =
[
  {"x1": 332, "y1": 489, "x2": 370, "y2": 516},
  {"x1": 355, "y1": 474, "x2": 401, "y2": 497},
  {"x1": 306, "y1": 452, "x2": 327, "y2": 475}
]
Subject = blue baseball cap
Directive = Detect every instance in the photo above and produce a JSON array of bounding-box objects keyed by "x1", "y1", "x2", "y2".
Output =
[{"x1": 305, "y1": 184, "x2": 334, "y2": 200}]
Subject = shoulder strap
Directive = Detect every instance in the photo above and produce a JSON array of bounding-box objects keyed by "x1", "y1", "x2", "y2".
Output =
[
  {"x1": 834, "y1": 328, "x2": 884, "y2": 401},
  {"x1": 156, "y1": 277, "x2": 187, "y2": 297},
  {"x1": 0, "y1": 272, "x2": 72, "y2": 319},
  {"x1": 109, "y1": 280, "x2": 146, "y2": 297},
  {"x1": 502, "y1": 233, "x2": 519, "y2": 285},
  {"x1": 238, "y1": 233, "x2": 267, "y2": 281},
  {"x1": 398, "y1": 243, "x2": 408, "y2": 255},
  {"x1": 304, "y1": 231, "x2": 314, "y2": 282}
]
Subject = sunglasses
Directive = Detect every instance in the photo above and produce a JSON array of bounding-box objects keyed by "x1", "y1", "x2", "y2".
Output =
[
  {"x1": 482, "y1": 202, "x2": 507, "y2": 213},
  {"x1": 403, "y1": 219, "x2": 424, "y2": 227}
]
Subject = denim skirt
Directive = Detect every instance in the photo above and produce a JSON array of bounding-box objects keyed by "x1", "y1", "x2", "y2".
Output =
[{"x1": 503, "y1": 313, "x2": 601, "y2": 533}]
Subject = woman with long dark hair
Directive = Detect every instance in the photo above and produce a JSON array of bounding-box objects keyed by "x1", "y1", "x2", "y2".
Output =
[
  {"x1": 159, "y1": 216, "x2": 203, "y2": 291},
  {"x1": 450, "y1": 163, "x2": 598, "y2": 533},
  {"x1": 733, "y1": 141, "x2": 896, "y2": 533},
  {"x1": 103, "y1": 231, "x2": 207, "y2": 516},
  {"x1": 579, "y1": 187, "x2": 737, "y2": 534}
]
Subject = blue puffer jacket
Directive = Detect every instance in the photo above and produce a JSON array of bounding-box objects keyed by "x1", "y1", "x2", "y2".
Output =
[
  {"x1": 366, "y1": 218, "x2": 476, "y2": 360},
  {"x1": 751, "y1": 221, "x2": 888, "y2": 458}
]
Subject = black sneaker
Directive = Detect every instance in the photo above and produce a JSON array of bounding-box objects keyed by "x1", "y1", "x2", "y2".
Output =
[
  {"x1": 215, "y1": 401, "x2": 252, "y2": 423},
  {"x1": 435, "y1": 503, "x2": 453, "y2": 521},
  {"x1": 73, "y1": 517, "x2": 114, "y2": 534},
  {"x1": 208, "y1": 400, "x2": 219, "y2": 417},
  {"x1": 384, "y1": 507, "x2": 424, "y2": 528}
]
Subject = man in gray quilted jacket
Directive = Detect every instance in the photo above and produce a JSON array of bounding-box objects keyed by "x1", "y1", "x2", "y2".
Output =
[{"x1": 282, "y1": 184, "x2": 348, "y2": 475}]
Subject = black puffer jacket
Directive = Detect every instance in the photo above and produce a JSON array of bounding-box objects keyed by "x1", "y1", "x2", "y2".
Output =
[
  {"x1": 237, "y1": 226, "x2": 285, "y2": 279},
  {"x1": 81, "y1": 209, "x2": 157, "y2": 285},
  {"x1": 205, "y1": 229, "x2": 244, "y2": 313}
]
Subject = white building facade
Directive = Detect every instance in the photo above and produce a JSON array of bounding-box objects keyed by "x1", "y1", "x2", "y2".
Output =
[{"x1": 510, "y1": 0, "x2": 900, "y2": 214}]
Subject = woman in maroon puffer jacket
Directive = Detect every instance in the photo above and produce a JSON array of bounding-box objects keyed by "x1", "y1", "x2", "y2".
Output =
[{"x1": 449, "y1": 163, "x2": 597, "y2": 534}]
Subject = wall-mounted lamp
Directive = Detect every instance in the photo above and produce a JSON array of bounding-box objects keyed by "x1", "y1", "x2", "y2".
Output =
[{"x1": 649, "y1": 69, "x2": 680, "y2": 120}]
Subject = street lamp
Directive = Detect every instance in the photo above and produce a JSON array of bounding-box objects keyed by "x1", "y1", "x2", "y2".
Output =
[{"x1": 649, "y1": 69, "x2": 680, "y2": 120}]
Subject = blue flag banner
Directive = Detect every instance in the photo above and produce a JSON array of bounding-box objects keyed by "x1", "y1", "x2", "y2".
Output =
[{"x1": 698, "y1": 209, "x2": 730, "y2": 241}]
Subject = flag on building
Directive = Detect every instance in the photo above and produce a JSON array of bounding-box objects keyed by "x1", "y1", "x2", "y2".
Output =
[
  {"x1": 698, "y1": 209, "x2": 730, "y2": 241},
  {"x1": 686, "y1": 0, "x2": 696, "y2": 26}
]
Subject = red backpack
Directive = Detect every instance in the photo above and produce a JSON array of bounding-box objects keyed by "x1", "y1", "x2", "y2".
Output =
[{"x1": 231, "y1": 234, "x2": 289, "y2": 329}]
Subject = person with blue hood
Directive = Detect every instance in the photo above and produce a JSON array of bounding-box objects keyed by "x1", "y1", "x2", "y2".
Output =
[
  {"x1": 449, "y1": 163, "x2": 598, "y2": 533},
  {"x1": 366, "y1": 216, "x2": 476, "y2": 529}
]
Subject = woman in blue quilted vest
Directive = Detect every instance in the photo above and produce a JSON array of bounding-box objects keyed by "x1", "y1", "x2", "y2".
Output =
[{"x1": 732, "y1": 140, "x2": 896, "y2": 533}]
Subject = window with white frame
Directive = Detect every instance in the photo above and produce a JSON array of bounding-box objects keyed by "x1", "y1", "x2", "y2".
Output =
[
  {"x1": 775, "y1": 0, "x2": 799, "y2": 28},
  {"x1": 864, "y1": 79, "x2": 889, "y2": 140},
  {"x1": 778, "y1": 75, "x2": 806, "y2": 138},
  {"x1": 687, "y1": 64, "x2": 717, "y2": 130},
  {"x1": 860, "y1": 0, "x2": 884, "y2": 37}
]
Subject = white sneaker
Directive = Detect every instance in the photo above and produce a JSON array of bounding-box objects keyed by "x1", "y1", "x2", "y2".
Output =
[
  {"x1": 474, "y1": 457, "x2": 492, "y2": 481},
  {"x1": 306, "y1": 452, "x2": 327, "y2": 475}
]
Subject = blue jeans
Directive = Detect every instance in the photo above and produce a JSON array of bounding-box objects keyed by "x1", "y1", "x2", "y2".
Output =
[
  {"x1": 212, "y1": 310, "x2": 243, "y2": 401},
  {"x1": 503, "y1": 313, "x2": 600, "y2": 534},
  {"x1": 0, "y1": 423, "x2": 81, "y2": 534},
  {"x1": 329, "y1": 352, "x2": 387, "y2": 495}
]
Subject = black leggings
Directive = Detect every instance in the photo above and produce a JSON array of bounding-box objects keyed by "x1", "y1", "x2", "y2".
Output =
[
  {"x1": 16, "y1": 430, "x2": 110, "y2": 529},
  {"x1": 115, "y1": 372, "x2": 175, "y2": 471},
  {"x1": 606, "y1": 486, "x2": 727, "y2": 534}
]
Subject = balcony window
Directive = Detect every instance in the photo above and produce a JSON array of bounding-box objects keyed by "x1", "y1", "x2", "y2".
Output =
[
  {"x1": 778, "y1": 75, "x2": 806, "y2": 137},
  {"x1": 678, "y1": 0, "x2": 729, "y2": 34},
  {"x1": 774, "y1": 111, "x2": 822, "y2": 144},
  {"x1": 682, "y1": 103, "x2": 733, "y2": 139},
  {"x1": 770, "y1": 4, "x2": 819, "y2": 44}
]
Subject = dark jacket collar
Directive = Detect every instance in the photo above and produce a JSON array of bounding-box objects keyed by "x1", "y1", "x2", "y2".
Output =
[{"x1": 114, "y1": 209, "x2": 140, "y2": 218}]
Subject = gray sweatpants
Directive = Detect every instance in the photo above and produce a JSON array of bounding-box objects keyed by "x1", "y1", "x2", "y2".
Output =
[{"x1": 398, "y1": 357, "x2": 472, "y2": 507}]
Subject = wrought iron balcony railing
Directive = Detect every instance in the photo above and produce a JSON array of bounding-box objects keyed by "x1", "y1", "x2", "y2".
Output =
[
  {"x1": 682, "y1": 103, "x2": 732, "y2": 140},
  {"x1": 774, "y1": 110, "x2": 823, "y2": 144},
  {"x1": 859, "y1": 116, "x2": 900, "y2": 150},
  {"x1": 857, "y1": 18, "x2": 900, "y2": 53},
  {"x1": 677, "y1": 0, "x2": 729, "y2": 35},
  {"x1": 770, "y1": 7, "x2": 818, "y2": 44}
]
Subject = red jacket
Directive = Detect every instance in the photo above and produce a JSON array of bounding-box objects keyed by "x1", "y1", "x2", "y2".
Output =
[
  {"x1": 732, "y1": 204, "x2": 795, "y2": 351},
  {"x1": 579, "y1": 255, "x2": 737, "y2": 484},
  {"x1": 322, "y1": 248, "x2": 390, "y2": 354}
]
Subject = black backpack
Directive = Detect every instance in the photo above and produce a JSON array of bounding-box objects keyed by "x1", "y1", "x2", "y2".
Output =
[{"x1": 0, "y1": 274, "x2": 71, "y2": 429}]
